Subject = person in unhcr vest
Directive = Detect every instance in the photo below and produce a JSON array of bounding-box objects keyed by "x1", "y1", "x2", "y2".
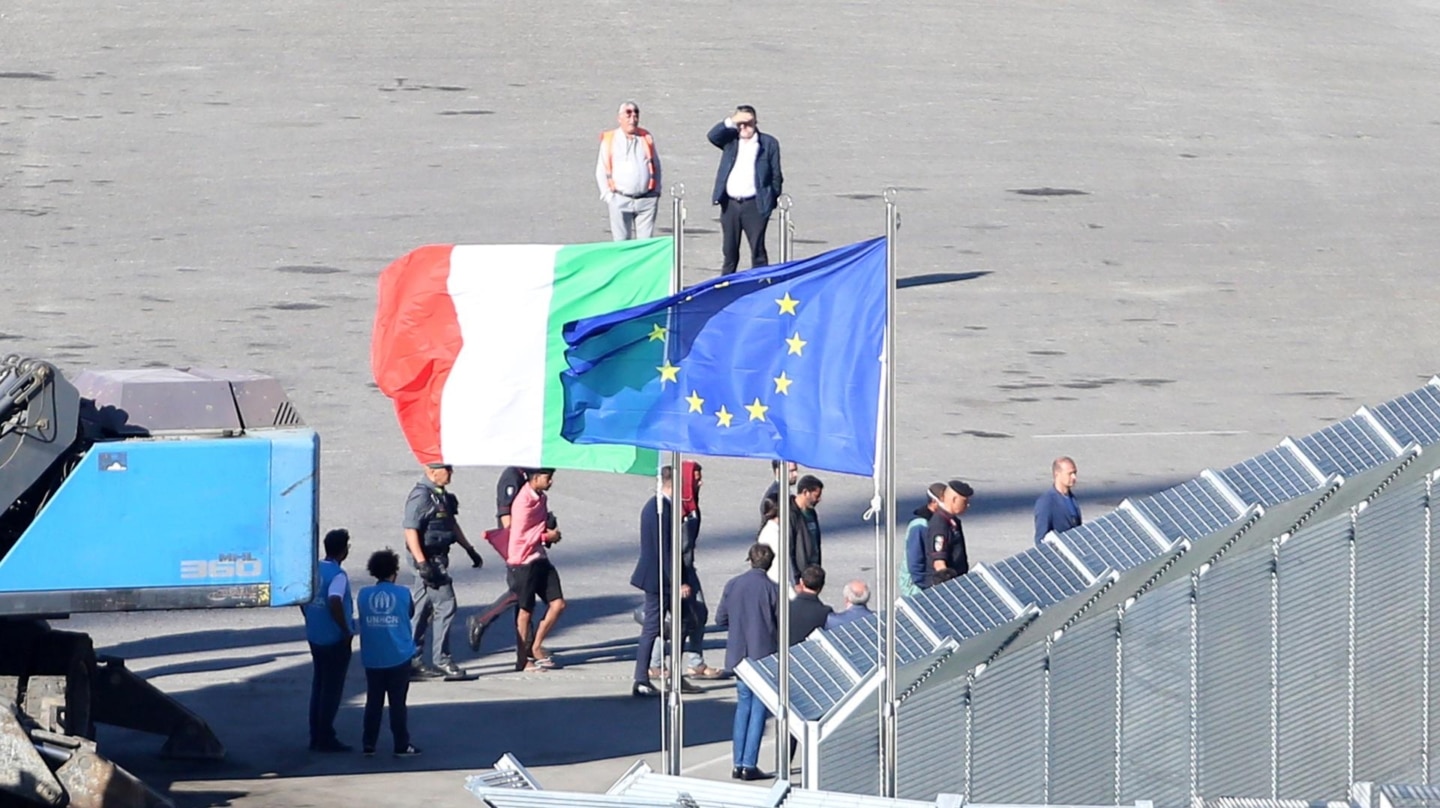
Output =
[
  {"x1": 303, "y1": 528, "x2": 355, "y2": 753},
  {"x1": 358, "y1": 549, "x2": 420, "y2": 758},
  {"x1": 596, "y1": 100, "x2": 662, "y2": 241}
]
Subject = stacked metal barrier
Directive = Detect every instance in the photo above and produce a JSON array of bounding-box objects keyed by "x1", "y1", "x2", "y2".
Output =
[{"x1": 733, "y1": 379, "x2": 1440, "y2": 804}]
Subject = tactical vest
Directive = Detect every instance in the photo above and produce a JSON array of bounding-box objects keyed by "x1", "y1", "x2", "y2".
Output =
[{"x1": 415, "y1": 484, "x2": 458, "y2": 555}]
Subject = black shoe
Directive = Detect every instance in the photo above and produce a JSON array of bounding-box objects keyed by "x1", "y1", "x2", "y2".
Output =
[
  {"x1": 312, "y1": 740, "x2": 353, "y2": 753},
  {"x1": 731, "y1": 766, "x2": 744, "y2": 780},
  {"x1": 436, "y1": 661, "x2": 465, "y2": 678},
  {"x1": 738, "y1": 766, "x2": 772, "y2": 781},
  {"x1": 632, "y1": 681, "x2": 661, "y2": 698},
  {"x1": 362, "y1": 746, "x2": 375, "y2": 757},
  {"x1": 679, "y1": 677, "x2": 703, "y2": 695},
  {"x1": 410, "y1": 664, "x2": 444, "y2": 681},
  {"x1": 466, "y1": 615, "x2": 486, "y2": 652},
  {"x1": 394, "y1": 744, "x2": 422, "y2": 758}
]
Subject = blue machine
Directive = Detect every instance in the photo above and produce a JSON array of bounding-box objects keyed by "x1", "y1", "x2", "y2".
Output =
[
  {"x1": 0, "y1": 357, "x2": 320, "y2": 807},
  {"x1": 0, "y1": 431, "x2": 316, "y2": 613},
  {"x1": 0, "y1": 361, "x2": 318, "y2": 614}
]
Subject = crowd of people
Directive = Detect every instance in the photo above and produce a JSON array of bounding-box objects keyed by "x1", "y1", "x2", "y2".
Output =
[{"x1": 300, "y1": 454, "x2": 1084, "y2": 767}]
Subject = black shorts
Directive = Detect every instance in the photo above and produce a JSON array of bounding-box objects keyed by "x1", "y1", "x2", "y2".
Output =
[{"x1": 506, "y1": 558, "x2": 563, "y2": 611}]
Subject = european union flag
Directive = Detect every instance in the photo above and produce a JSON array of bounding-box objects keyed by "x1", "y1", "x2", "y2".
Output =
[{"x1": 560, "y1": 237, "x2": 886, "y2": 476}]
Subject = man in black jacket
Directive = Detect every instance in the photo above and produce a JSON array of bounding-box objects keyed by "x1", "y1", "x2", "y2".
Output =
[
  {"x1": 789, "y1": 565, "x2": 832, "y2": 646},
  {"x1": 782, "y1": 475, "x2": 824, "y2": 584},
  {"x1": 708, "y1": 105, "x2": 783, "y2": 275}
]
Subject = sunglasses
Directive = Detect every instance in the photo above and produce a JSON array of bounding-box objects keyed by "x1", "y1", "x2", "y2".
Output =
[{"x1": 736, "y1": 119, "x2": 756, "y2": 128}]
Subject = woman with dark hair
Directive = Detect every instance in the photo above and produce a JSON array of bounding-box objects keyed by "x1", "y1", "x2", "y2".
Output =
[{"x1": 757, "y1": 495, "x2": 782, "y2": 585}]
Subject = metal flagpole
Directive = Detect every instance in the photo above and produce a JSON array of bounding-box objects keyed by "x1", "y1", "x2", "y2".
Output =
[
  {"x1": 667, "y1": 445, "x2": 684, "y2": 770},
  {"x1": 662, "y1": 185, "x2": 687, "y2": 775},
  {"x1": 775, "y1": 467, "x2": 792, "y2": 778},
  {"x1": 778, "y1": 194, "x2": 793, "y2": 263},
  {"x1": 655, "y1": 463, "x2": 670, "y2": 772},
  {"x1": 880, "y1": 189, "x2": 900, "y2": 797},
  {"x1": 773, "y1": 194, "x2": 795, "y2": 779}
]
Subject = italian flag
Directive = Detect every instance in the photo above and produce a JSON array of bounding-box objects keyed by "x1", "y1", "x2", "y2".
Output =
[{"x1": 371, "y1": 239, "x2": 671, "y2": 474}]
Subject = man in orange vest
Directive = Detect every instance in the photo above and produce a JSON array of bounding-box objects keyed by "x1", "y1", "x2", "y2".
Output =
[{"x1": 595, "y1": 101, "x2": 662, "y2": 241}]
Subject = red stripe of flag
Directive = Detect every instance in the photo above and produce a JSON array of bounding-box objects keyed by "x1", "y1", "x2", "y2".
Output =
[{"x1": 370, "y1": 245, "x2": 460, "y2": 465}]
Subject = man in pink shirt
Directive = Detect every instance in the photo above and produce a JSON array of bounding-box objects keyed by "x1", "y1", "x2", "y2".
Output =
[{"x1": 506, "y1": 468, "x2": 566, "y2": 672}]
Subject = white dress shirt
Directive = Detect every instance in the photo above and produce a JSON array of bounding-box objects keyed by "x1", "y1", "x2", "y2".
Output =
[{"x1": 725, "y1": 133, "x2": 760, "y2": 200}]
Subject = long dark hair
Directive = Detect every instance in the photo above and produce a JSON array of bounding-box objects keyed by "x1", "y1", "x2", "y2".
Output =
[{"x1": 760, "y1": 494, "x2": 780, "y2": 530}]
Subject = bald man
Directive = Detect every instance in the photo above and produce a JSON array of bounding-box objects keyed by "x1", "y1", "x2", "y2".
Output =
[
  {"x1": 825, "y1": 579, "x2": 873, "y2": 630},
  {"x1": 1034, "y1": 456, "x2": 1082, "y2": 545}
]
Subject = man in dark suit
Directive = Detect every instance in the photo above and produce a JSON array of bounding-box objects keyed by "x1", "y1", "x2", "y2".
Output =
[
  {"x1": 630, "y1": 466, "x2": 701, "y2": 697},
  {"x1": 789, "y1": 565, "x2": 832, "y2": 645},
  {"x1": 715, "y1": 543, "x2": 780, "y2": 781},
  {"x1": 708, "y1": 105, "x2": 784, "y2": 275}
]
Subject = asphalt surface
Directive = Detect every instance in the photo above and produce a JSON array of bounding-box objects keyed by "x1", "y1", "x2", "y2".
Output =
[{"x1": 5, "y1": 0, "x2": 1440, "y2": 804}]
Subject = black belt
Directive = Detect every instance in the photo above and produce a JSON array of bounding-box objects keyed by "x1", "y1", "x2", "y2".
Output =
[
  {"x1": 728, "y1": 195, "x2": 756, "y2": 202},
  {"x1": 617, "y1": 191, "x2": 655, "y2": 199}
]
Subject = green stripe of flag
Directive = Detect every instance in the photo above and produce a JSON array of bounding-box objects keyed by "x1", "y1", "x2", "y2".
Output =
[{"x1": 540, "y1": 238, "x2": 672, "y2": 474}]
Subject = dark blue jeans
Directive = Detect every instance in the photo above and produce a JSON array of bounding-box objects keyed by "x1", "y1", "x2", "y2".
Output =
[
  {"x1": 308, "y1": 640, "x2": 351, "y2": 747},
  {"x1": 733, "y1": 680, "x2": 769, "y2": 767},
  {"x1": 362, "y1": 662, "x2": 411, "y2": 751}
]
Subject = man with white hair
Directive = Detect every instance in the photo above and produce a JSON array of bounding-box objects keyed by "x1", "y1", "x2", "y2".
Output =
[
  {"x1": 595, "y1": 101, "x2": 662, "y2": 240},
  {"x1": 825, "y1": 579, "x2": 874, "y2": 630}
]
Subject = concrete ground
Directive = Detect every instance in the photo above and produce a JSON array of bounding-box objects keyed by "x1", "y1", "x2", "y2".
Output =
[{"x1": 5, "y1": 0, "x2": 1440, "y2": 804}]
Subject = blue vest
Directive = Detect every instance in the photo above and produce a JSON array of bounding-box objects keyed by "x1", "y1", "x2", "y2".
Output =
[
  {"x1": 303, "y1": 559, "x2": 353, "y2": 646},
  {"x1": 359, "y1": 582, "x2": 416, "y2": 669}
]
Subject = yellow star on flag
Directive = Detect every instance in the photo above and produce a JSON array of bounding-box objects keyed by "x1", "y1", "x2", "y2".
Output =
[
  {"x1": 773, "y1": 372, "x2": 793, "y2": 395},
  {"x1": 657, "y1": 360, "x2": 680, "y2": 386},
  {"x1": 715, "y1": 406, "x2": 734, "y2": 428},
  {"x1": 776, "y1": 292, "x2": 799, "y2": 315},
  {"x1": 647, "y1": 323, "x2": 667, "y2": 341},
  {"x1": 785, "y1": 332, "x2": 807, "y2": 356},
  {"x1": 685, "y1": 390, "x2": 705, "y2": 413},
  {"x1": 745, "y1": 398, "x2": 769, "y2": 422}
]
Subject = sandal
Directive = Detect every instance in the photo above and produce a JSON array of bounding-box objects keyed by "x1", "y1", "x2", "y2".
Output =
[
  {"x1": 687, "y1": 665, "x2": 726, "y2": 680},
  {"x1": 530, "y1": 656, "x2": 560, "y2": 669}
]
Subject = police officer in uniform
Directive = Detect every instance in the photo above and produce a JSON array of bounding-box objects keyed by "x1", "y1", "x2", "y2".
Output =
[{"x1": 403, "y1": 461, "x2": 484, "y2": 679}]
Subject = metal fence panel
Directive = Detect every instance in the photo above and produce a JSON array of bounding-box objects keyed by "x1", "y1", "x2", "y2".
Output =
[
  {"x1": 1293, "y1": 415, "x2": 1399, "y2": 479},
  {"x1": 818, "y1": 706, "x2": 881, "y2": 796},
  {"x1": 1370, "y1": 382, "x2": 1440, "y2": 448},
  {"x1": 1130, "y1": 476, "x2": 1244, "y2": 545},
  {"x1": 1121, "y1": 573, "x2": 1195, "y2": 808},
  {"x1": 1431, "y1": 476, "x2": 1440, "y2": 786},
  {"x1": 1198, "y1": 541, "x2": 1276, "y2": 800},
  {"x1": 968, "y1": 642, "x2": 1047, "y2": 804},
  {"x1": 895, "y1": 670, "x2": 968, "y2": 801},
  {"x1": 1276, "y1": 512, "x2": 1353, "y2": 800},
  {"x1": 1049, "y1": 610, "x2": 1121, "y2": 805},
  {"x1": 1354, "y1": 479, "x2": 1428, "y2": 784}
]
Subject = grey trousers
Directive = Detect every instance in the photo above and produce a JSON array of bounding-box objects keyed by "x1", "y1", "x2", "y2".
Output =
[
  {"x1": 410, "y1": 558, "x2": 456, "y2": 667},
  {"x1": 607, "y1": 194, "x2": 658, "y2": 241}
]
